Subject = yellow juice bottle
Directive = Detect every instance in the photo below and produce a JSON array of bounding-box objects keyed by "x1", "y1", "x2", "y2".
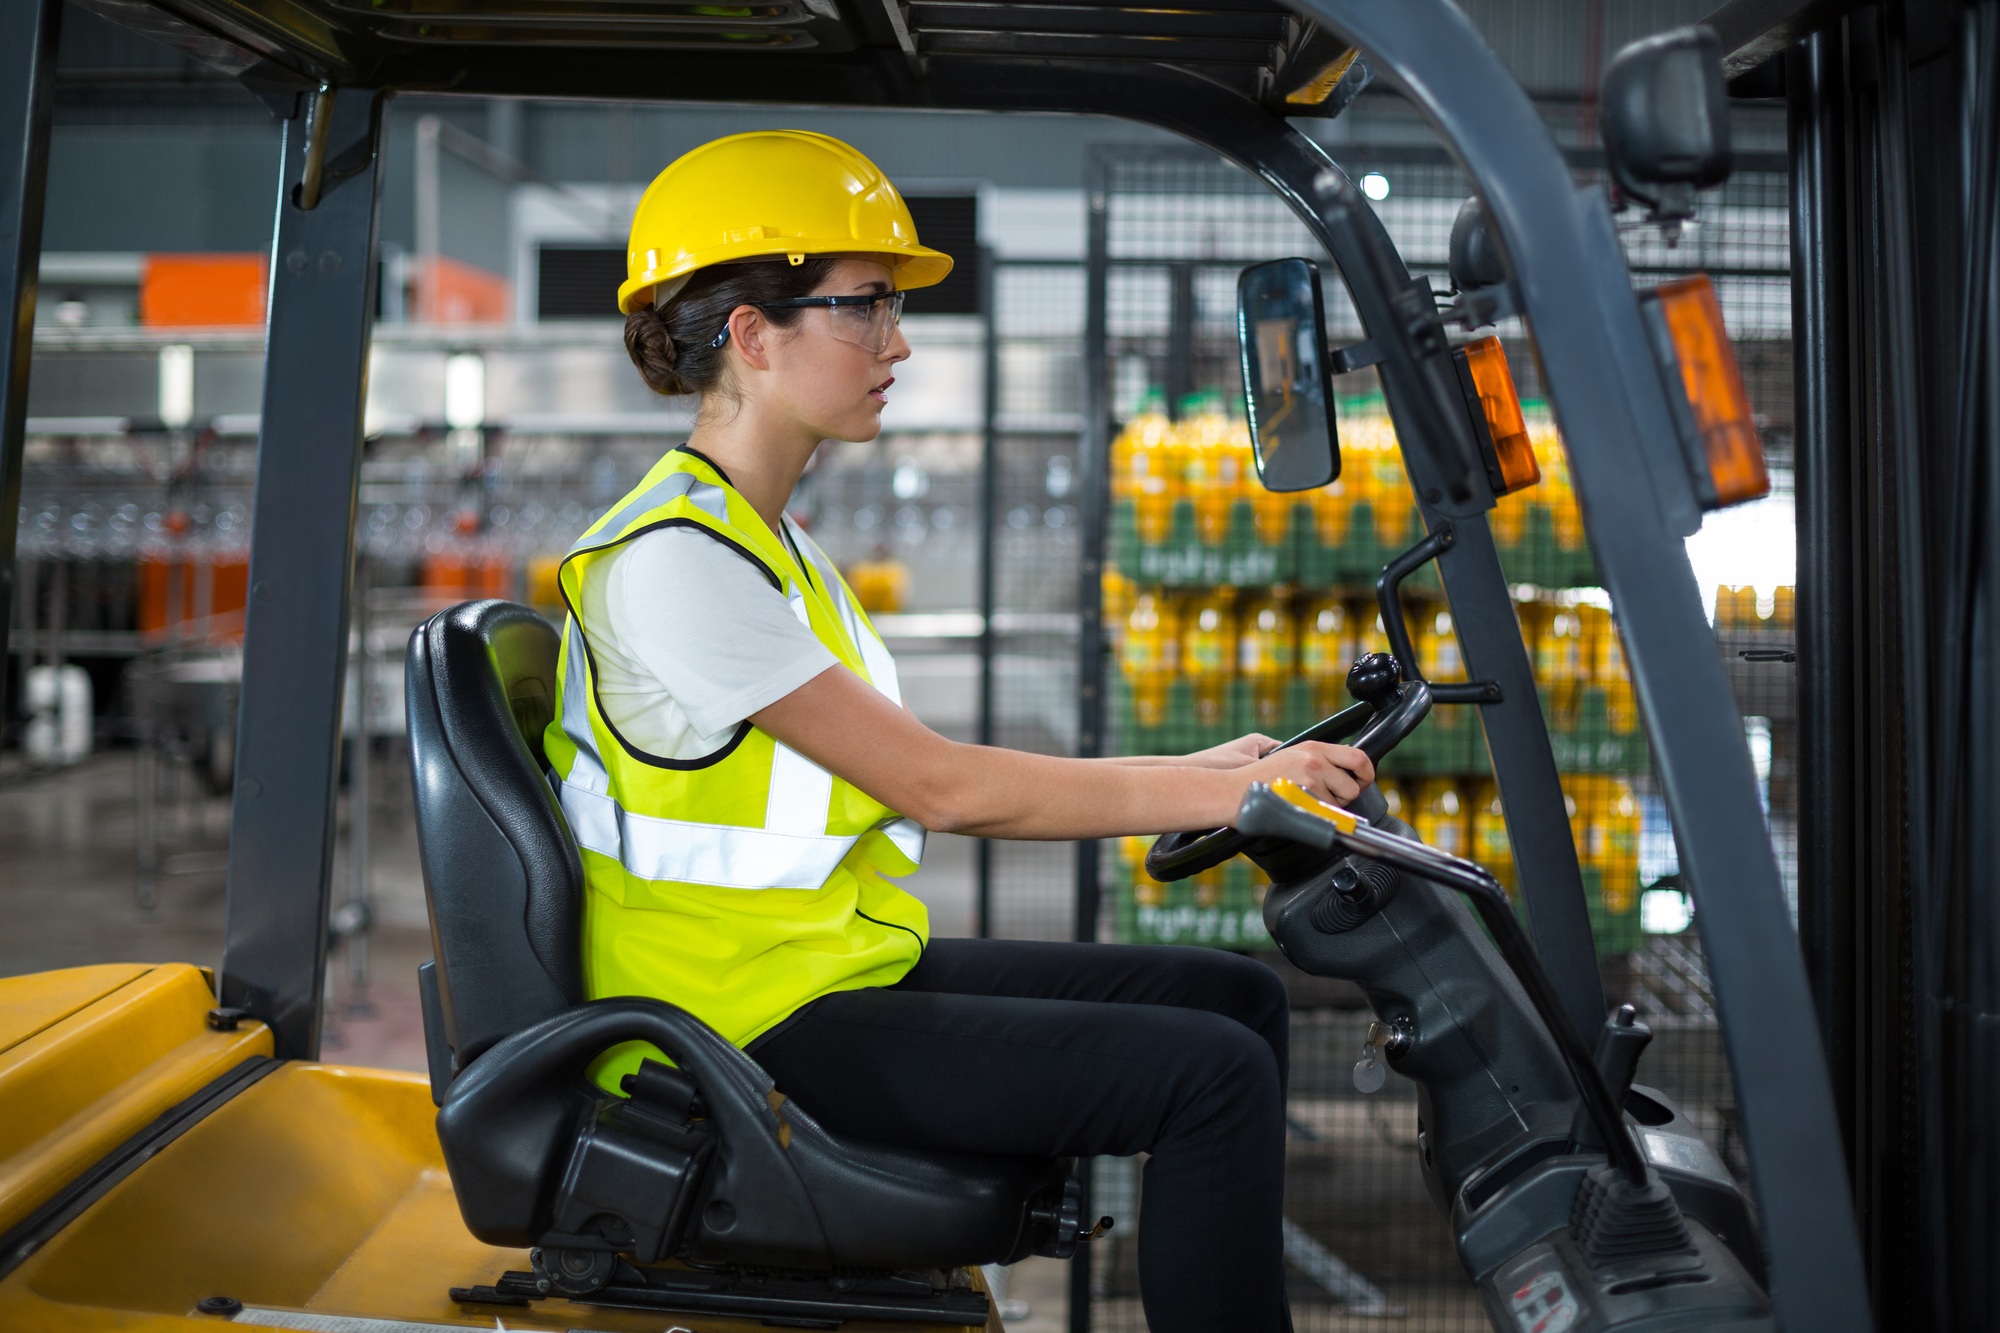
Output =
[
  {"x1": 1366, "y1": 425, "x2": 1415, "y2": 547},
  {"x1": 1193, "y1": 415, "x2": 1248, "y2": 545},
  {"x1": 1102, "y1": 569, "x2": 1136, "y2": 637},
  {"x1": 1181, "y1": 590, "x2": 1236, "y2": 728},
  {"x1": 1311, "y1": 469, "x2": 1352, "y2": 550},
  {"x1": 1600, "y1": 777, "x2": 1641, "y2": 914},
  {"x1": 1581, "y1": 604, "x2": 1639, "y2": 734},
  {"x1": 1471, "y1": 781, "x2": 1515, "y2": 895},
  {"x1": 1418, "y1": 605, "x2": 1466, "y2": 682},
  {"x1": 1120, "y1": 413, "x2": 1177, "y2": 545},
  {"x1": 1532, "y1": 423, "x2": 1585, "y2": 553},
  {"x1": 1537, "y1": 606, "x2": 1587, "y2": 723},
  {"x1": 1121, "y1": 591, "x2": 1179, "y2": 728},
  {"x1": 1414, "y1": 781, "x2": 1467, "y2": 858},
  {"x1": 1299, "y1": 596, "x2": 1353, "y2": 715},
  {"x1": 1237, "y1": 591, "x2": 1297, "y2": 733}
]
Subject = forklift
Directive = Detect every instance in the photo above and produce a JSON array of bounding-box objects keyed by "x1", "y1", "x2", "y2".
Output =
[{"x1": 0, "y1": 0, "x2": 1937, "y2": 1328}]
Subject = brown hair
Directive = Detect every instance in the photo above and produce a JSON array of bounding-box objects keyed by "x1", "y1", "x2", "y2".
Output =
[{"x1": 623, "y1": 258, "x2": 840, "y2": 397}]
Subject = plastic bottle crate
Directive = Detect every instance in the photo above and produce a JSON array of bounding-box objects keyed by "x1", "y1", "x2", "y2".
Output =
[
  {"x1": 1493, "y1": 504, "x2": 1597, "y2": 589},
  {"x1": 1109, "y1": 498, "x2": 1292, "y2": 588},
  {"x1": 1291, "y1": 502, "x2": 1440, "y2": 595},
  {"x1": 1545, "y1": 688, "x2": 1650, "y2": 773},
  {"x1": 1110, "y1": 675, "x2": 1243, "y2": 758},
  {"x1": 1113, "y1": 865, "x2": 1271, "y2": 950}
]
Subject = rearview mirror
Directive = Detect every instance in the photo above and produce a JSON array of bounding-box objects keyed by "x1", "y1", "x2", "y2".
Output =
[{"x1": 1237, "y1": 258, "x2": 1340, "y2": 493}]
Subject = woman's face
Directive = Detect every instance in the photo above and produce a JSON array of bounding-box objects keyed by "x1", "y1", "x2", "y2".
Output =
[{"x1": 755, "y1": 256, "x2": 911, "y2": 444}]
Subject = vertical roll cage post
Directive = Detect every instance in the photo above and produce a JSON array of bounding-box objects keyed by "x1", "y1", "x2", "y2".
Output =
[
  {"x1": 218, "y1": 87, "x2": 388, "y2": 1060},
  {"x1": 1274, "y1": 2, "x2": 1871, "y2": 1328}
]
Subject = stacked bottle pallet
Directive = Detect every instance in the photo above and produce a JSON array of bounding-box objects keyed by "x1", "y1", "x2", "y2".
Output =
[{"x1": 1102, "y1": 401, "x2": 1656, "y2": 955}]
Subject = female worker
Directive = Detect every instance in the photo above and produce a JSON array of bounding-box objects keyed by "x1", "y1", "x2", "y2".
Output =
[{"x1": 546, "y1": 130, "x2": 1374, "y2": 1333}]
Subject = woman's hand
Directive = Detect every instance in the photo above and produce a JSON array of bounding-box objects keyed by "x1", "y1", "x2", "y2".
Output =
[
  {"x1": 1235, "y1": 741, "x2": 1375, "y2": 809},
  {"x1": 1181, "y1": 733, "x2": 1279, "y2": 769}
]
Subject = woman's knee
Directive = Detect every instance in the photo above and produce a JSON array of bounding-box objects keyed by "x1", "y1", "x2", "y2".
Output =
[{"x1": 1174, "y1": 1011, "x2": 1284, "y2": 1123}]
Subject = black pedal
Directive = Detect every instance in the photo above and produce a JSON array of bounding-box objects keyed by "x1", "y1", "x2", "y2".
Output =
[{"x1": 448, "y1": 1284, "x2": 530, "y2": 1307}]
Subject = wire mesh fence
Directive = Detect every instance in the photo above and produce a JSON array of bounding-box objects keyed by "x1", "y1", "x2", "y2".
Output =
[{"x1": 1075, "y1": 144, "x2": 1796, "y2": 1331}]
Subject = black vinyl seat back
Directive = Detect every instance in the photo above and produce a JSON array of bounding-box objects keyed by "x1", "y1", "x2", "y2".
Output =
[{"x1": 407, "y1": 600, "x2": 584, "y2": 1092}]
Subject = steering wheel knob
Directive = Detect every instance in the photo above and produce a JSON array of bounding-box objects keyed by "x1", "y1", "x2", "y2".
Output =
[{"x1": 1347, "y1": 652, "x2": 1403, "y2": 707}]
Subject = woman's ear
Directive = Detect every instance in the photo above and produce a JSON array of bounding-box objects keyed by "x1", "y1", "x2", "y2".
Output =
[{"x1": 728, "y1": 304, "x2": 774, "y2": 373}]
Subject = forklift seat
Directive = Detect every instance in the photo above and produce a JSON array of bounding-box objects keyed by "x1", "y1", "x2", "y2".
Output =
[{"x1": 404, "y1": 599, "x2": 1078, "y2": 1276}]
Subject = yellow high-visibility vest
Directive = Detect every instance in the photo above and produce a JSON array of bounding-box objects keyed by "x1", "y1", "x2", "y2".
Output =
[{"x1": 545, "y1": 446, "x2": 928, "y2": 1089}]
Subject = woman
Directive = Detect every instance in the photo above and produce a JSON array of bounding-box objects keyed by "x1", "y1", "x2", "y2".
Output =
[{"x1": 547, "y1": 129, "x2": 1375, "y2": 1333}]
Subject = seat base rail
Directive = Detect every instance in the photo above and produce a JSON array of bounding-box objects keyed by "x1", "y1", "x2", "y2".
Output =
[{"x1": 452, "y1": 1261, "x2": 993, "y2": 1327}]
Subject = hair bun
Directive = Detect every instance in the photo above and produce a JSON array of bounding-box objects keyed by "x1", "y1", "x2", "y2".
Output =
[{"x1": 624, "y1": 305, "x2": 687, "y2": 396}]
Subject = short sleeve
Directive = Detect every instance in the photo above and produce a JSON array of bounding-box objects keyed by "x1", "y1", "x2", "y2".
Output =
[{"x1": 598, "y1": 526, "x2": 840, "y2": 740}]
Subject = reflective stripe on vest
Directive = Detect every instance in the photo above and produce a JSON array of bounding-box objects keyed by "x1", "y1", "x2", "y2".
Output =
[{"x1": 549, "y1": 449, "x2": 924, "y2": 893}]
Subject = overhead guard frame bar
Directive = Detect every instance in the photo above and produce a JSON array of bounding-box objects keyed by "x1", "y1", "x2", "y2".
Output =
[{"x1": 219, "y1": 86, "x2": 388, "y2": 1061}]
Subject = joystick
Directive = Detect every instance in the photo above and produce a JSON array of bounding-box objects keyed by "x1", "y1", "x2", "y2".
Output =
[{"x1": 1347, "y1": 652, "x2": 1403, "y2": 708}]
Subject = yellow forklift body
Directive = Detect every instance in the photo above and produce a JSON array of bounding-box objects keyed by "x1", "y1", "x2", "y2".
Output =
[
  {"x1": 0, "y1": 967, "x2": 993, "y2": 1332},
  {"x1": 0, "y1": 964, "x2": 273, "y2": 1237}
]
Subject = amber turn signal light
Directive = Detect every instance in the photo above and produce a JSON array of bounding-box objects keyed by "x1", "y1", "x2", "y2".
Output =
[
  {"x1": 1650, "y1": 275, "x2": 1769, "y2": 509},
  {"x1": 1459, "y1": 336, "x2": 1541, "y2": 496}
]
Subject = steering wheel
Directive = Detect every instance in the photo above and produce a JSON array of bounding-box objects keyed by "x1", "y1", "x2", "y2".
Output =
[{"x1": 1144, "y1": 654, "x2": 1435, "y2": 883}]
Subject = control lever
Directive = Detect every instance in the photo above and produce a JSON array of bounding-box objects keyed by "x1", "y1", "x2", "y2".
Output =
[
  {"x1": 1341, "y1": 652, "x2": 1402, "y2": 823},
  {"x1": 1572, "y1": 1004, "x2": 1652, "y2": 1150}
]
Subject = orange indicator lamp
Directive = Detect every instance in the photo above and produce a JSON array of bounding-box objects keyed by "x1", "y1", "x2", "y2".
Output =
[
  {"x1": 1648, "y1": 275, "x2": 1770, "y2": 509},
  {"x1": 1459, "y1": 335, "x2": 1541, "y2": 496}
]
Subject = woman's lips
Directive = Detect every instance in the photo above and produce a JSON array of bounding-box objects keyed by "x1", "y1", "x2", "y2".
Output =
[{"x1": 869, "y1": 376, "x2": 895, "y2": 403}]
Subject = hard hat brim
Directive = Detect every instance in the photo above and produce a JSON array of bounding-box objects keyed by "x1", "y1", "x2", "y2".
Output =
[{"x1": 618, "y1": 242, "x2": 954, "y2": 315}]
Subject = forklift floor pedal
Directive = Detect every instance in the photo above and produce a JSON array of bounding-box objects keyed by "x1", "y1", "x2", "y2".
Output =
[{"x1": 447, "y1": 1284, "x2": 531, "y2": 1307}]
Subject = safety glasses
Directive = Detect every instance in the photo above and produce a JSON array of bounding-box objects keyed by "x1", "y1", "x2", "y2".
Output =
[{"x1": 758, "y1": 289, "x2": 906, "y2": 354}]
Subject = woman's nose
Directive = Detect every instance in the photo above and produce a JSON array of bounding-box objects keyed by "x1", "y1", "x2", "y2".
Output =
[{"x1": 884, "y1": 323, "x2": 911, "y2": 364}]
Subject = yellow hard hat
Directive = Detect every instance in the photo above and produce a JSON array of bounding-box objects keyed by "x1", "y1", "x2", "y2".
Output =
[{"x1": 618, "y1": 130, "x2": 954, "y2": 314}]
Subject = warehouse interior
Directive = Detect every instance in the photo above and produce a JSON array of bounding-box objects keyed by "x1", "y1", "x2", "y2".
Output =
[{"x1": 4, "y1": 0, "x2": 1995, "y2": 1330}]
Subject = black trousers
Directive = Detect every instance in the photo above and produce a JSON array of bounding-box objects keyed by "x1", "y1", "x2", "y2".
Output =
[{"x1": 748, "y1": 937, "x2": 1292, "y2": 1333}]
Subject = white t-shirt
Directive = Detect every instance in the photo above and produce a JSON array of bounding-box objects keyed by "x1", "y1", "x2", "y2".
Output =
[{"x1": 581, "y1": 522, "x2": 841, "y2": 761}]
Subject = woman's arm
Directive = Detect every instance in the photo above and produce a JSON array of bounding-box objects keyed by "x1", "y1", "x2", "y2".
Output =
[
  {"x1": 754, "y1": 667, "x2": 1370, "y2": 840},
  {"x1": 1092, "y1": 734, "x2": 1279, "y2": 770}
]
